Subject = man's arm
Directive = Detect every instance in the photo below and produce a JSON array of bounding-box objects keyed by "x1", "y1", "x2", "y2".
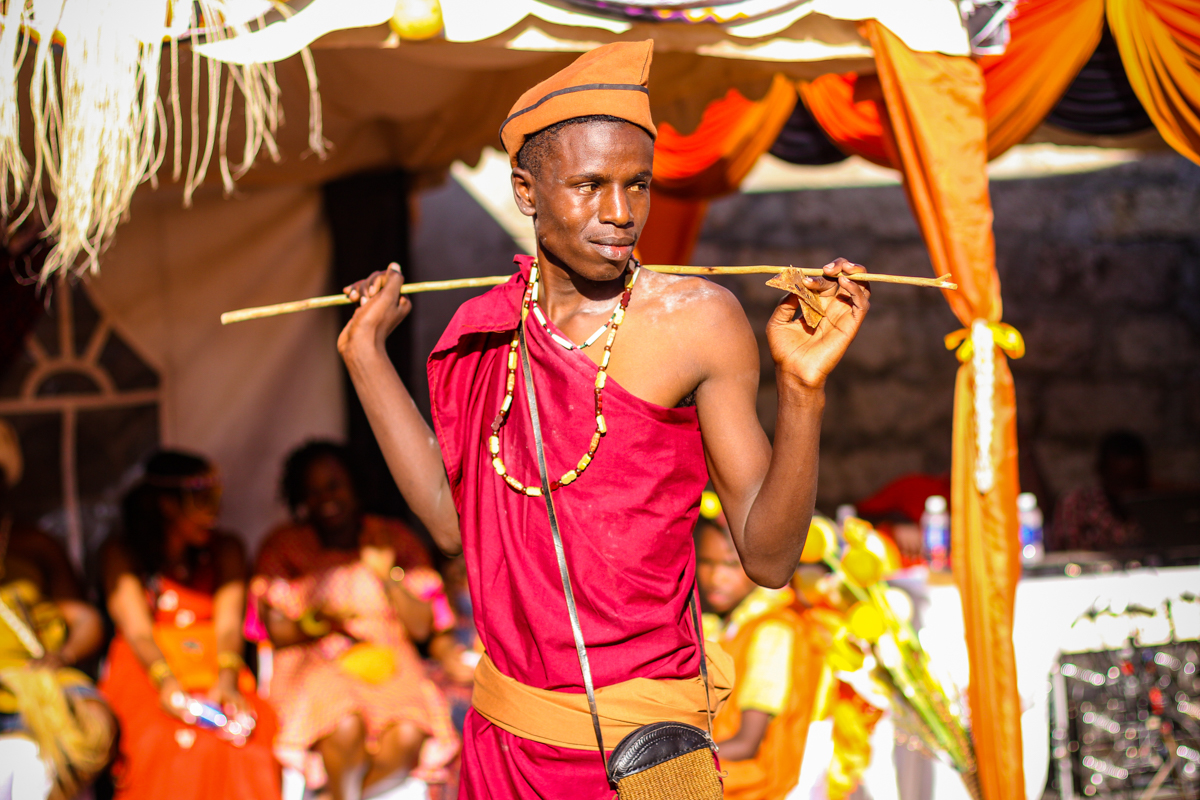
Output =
[
  {"x1": 338, "y1": 266, "x2": 463, "y2": 554},
  {"x1": 697, "y1": 259, "x2": 869, "y2": 588},
  {"x1": 714, "y1": 709, "x2": 773, "y2": 762}
]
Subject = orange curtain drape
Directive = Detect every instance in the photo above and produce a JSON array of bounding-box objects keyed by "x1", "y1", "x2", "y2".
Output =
[
  {"x1": 863, "y1": 21, "x2": 1024, "y2": 800},
  {"x1": 638, "y1": 74, "x2": 797, "y2": 264},
  {"x1": 804, "y1": 0, "x2": 1106, "y2": 165},
  {"x1": 1108, "y1": 0, "x2": 1200, "y2": 164}
]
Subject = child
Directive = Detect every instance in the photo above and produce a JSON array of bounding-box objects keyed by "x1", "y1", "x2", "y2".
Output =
[{"x1": 697, "y1": 516, "x2": 823, "y2": 800}]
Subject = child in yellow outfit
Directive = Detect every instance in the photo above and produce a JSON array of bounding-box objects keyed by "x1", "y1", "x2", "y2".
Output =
[{"x1": 696, "y1": 517, "x2": 825, "y2": 800}]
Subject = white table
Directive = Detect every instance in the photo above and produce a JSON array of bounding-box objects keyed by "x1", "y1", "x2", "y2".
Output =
[{"x1": 910, "y1": 565, "x2": 1200, "y2": 800}]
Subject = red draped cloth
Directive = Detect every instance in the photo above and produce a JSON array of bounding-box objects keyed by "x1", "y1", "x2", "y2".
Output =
[{"x1": 427, "y1": 255, "x2": 711, "y2": 799}]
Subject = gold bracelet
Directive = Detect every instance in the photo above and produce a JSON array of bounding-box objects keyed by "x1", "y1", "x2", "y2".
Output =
[
  {"x1": 217, "y1": 651, "x2": 244, "y2": 672},
  {"x1": 148, "y1": 659, "x2": 173, "y2": 687},
  {"x1": 298, "y1": 609, "x2": 331, "y2": 638}
]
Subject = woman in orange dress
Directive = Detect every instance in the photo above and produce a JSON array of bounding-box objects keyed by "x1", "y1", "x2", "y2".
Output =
[
  {"x1": 254, "y1": 441, "x2": 459, "y2": 800},
  {"x1": 99, "y1": 451, "x2": 280, "y2": 800}
]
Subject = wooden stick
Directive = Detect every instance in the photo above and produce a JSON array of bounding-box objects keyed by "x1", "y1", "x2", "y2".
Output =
[
  {"x1": 219, "y1": 275, "x2": 511, "y2": 325},
  {"x1": 220, "y1": 267, "x2": 956, "y2": 325},
  {"x1": 646, "y1": 265, "x2": 958, "y2": 290}
]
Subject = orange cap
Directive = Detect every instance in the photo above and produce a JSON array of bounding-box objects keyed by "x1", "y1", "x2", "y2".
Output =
[{"x1": 500, "y1": 40, "x2": 656, "y2": 164}]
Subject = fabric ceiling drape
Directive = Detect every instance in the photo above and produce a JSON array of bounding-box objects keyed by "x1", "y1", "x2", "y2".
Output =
[
  {"x1": 638, "y1": 74, "x2": 797, "y2": 265},
  {"x1": 1108, "y1": 0, "x2": 1200, "y2": 164},
  {"x1": 863, "y1": 21, "x2": 1024, "y2": 800}
]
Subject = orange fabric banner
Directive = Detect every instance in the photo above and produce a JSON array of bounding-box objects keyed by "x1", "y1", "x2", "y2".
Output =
[
  {"x1": 864, "y1": 21, "x2": 1024, "y2": 800},
  {"x1": 978, "y1": 0, "x2": 1106, "y2": 157},
  {"x1": 806, "y1": 0, "x2": 1105, "y2": 164},
  {"x1": 639, "y1": 74, "x2": 797, "y2": 264},
  {"x1": 1108, "y1": 0, "x2": 1200, "y2": 164}
]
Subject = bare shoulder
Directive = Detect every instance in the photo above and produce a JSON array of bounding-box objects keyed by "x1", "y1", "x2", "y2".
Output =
[{"x1": 635, "y1": 270, "x2": 750, "y2": 336}]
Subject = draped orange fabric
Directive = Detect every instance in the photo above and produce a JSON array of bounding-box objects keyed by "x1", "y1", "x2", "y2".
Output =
[
  {"x1": 806, "y1": 1, "x2": 1106, "y2": 164},
  {"x1": 864, "y1": 21, "x2": 1024, "y2": 800},
  {"x1": 1108, "y1": 0, "x2": 1200, "y2": 164},
  {"x1": 978, "y1": 0, "x2": 1106, "y2": 156},
  {"x1": 799, "y1": 73, "x2": 891, "y2": 167},
  {"x1": 638, "y1": 74, "x2": 796, "y2": 264}
]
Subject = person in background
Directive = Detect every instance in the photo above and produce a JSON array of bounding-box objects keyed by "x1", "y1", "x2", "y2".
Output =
[
  {"x1": 254, "y1": 441, "x2": 459, "y2": 800},
  {"x1": 99, "y1": 450, "x2": 280, "y2": 800},
  {"x1": 0, "y1": 419, "x2": 113, "y2": 800},
  {"x1": 856, "y1": 473, "x2": 952, "y2": 566},
  {"x1": 1050, "y1": 430, "x2": 1149, "y2": 552},
  {"x1": 696, "y1": 512, "x2": 822, "y2": 800}
]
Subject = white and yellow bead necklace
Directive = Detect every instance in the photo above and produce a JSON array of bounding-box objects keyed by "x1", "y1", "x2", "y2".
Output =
[{"x1": 488, "y1": 260, "x2": 641, "y2": 496}]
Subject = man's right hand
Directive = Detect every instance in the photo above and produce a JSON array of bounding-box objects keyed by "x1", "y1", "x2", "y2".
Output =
[{"x1": 337, "y1": 264, "x2": 413, "y2": 358}]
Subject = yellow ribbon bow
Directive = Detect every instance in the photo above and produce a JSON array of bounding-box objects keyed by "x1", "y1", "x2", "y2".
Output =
[{"x1": 944, "y1": 321, "x2": 1025, "y2": 362}]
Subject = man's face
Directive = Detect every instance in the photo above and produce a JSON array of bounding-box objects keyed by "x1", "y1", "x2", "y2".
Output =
[
  {"x1": 303, "y1": 456, "x2": 360, "y2": 534},
  {"x1": 696, "y1": 524, "x2": 756, "y2": 617},
  {"x1": 514, "y1": 120, "x2": 654, "y2": 281}
]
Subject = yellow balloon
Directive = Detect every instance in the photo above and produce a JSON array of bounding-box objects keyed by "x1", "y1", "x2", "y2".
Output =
[
  {"x1": 802, "y1": 516, "x2": 837, "y2": 563},
  {"x1": 847, "y1": 602, "x2": 886, "y2": 643},
  {"x1": 841, "y1": 546, "x2": 884, "y2": 587},
  {"x1": 389, "y1": 0, "x2": 444, "y2": 40}
]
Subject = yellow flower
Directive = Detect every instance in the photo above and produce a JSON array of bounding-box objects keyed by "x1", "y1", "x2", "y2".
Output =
[
  {"x1": 847, "y1": 602, "x2": 887, "y2": 643},
  {"x1": 841, "y1": 516, "x2": 872, "y2": 546},
  {"x1": 802, "y1": 516, "x2": 838, "y2": 563},
  {"x1": 827, "y1": 631, "x2": 866, "y2": 672},
  {"x1": 841, "y1": 546, "x2": 884, "y2": 587},
  {"x1": 699, "y1": 490, "x2": 723, "y2": 520}
]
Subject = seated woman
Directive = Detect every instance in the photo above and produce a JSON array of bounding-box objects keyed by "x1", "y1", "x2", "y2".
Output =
[
  {"x1": 253, "y1": 441, "x2": 459, "y2": 800},
  {"x1": 99, "y1": 451, "x2": 280, "y2": 800},
  {"x1": 0, "y1": 419, "x2": 113, "y2": 800}
]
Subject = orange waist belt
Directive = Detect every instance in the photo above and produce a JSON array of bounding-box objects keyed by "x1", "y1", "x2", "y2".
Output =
[{"x1": 470, "y1": 644, "x2": 735, "y2": 751}]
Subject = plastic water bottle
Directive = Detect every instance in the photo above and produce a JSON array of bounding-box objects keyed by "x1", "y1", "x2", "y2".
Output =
[
  {"x1": 1018, "y1": 492, "x2": 1044, "y2": 564},
  {"x1": 921, "y1": 495, "x2": 950, "y2": 572}
]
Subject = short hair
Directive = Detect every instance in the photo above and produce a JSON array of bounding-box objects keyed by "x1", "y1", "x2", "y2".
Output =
[
  {"x1": 515, "y1": 114, "x2": 652, "y2": 177},
  {"x1": 1098, "y1": 430, "x2": 1147, "y2": 464},
  {"x1": 280, "y1": 439, "x2": 358, "y2": 513}
]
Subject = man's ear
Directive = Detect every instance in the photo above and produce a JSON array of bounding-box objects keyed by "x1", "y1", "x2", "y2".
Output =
[{"x1": 511, "y1": 167, "x2": 537, "y2": 218}]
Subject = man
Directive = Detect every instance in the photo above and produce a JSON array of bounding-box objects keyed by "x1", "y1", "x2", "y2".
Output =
[
  {"x1": 338, "y1": 40, "x2": 869, "y2": 799},
  {"x1": 1051, "y1": 430, "x2": 1148, "y2": 551},
  {"x1": 696, "y1": 515, "x2": 821, "y2": 800}
]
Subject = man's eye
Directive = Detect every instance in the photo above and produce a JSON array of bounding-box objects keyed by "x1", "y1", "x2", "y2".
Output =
[{"x1": 579, "y1": 183, "x2": 597, "y2": 193}]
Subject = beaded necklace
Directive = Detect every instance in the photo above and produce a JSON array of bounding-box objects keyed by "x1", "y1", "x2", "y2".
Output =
[{"x1": 488, "y1": 260, "x2": 641, "y2": 496}]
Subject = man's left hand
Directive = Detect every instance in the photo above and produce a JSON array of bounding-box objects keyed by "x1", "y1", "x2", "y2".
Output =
[{"x1": 766, "y1": 257, "x2": 870, "y2": 389}]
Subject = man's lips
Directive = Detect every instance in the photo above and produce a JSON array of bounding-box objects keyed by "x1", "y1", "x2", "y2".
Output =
[{"x1": 590, "y1": 239, "x2": 635, "y2": 258}]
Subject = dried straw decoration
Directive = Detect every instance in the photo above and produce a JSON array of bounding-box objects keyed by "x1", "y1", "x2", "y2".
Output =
[{"x1": 0, "y1": 0, "x2": 325, "y2": 282}]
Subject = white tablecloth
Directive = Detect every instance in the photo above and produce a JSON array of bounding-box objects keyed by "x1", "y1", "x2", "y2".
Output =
[{"x1": 911, "y1": 565, "x2": 1200, "y2": 800}]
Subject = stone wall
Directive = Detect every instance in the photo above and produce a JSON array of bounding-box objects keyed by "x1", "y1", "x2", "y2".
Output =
[{"x1": 694, "y1": 153, "x2": 1200, "y2": 514}]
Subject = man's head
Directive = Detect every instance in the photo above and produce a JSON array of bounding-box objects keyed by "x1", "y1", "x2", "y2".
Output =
[
  {"x1": 696, "y1": 519, "x2": 756, "y2": 618},
  {"x1": 282, "y1": 440, "x2": 362, "y2": 536},
  {"x1": 501, "y1": 40, "x2": 656, "y2": 281},
  {"x1": 511, "y1": 115, "x2": 653, "y2": 280},
  {"x1": 1097, "y1": 430, "x2": 1149, "y2": 496}
]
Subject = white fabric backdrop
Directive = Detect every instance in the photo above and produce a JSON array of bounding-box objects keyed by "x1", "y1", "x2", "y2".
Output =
[{"x1": 89, "y1": 183, "x2": 345, "y2": 550}]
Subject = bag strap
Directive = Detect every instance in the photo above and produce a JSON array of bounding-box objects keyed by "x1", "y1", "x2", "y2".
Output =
[
  {"x1": 518, "y1": 317, "x2": 717, "y2": 770},
  {"x1": 519, "y1": 319, "x2": 609, "y2": 770}
]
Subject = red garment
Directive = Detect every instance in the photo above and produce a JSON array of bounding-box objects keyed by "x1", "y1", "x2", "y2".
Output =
[
  {"x1": 428, "y1": 255, "x2": 711, "y2": 799},
  {"x1": 100, "y1": 576, "x2": 281, "y2": 800}
]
